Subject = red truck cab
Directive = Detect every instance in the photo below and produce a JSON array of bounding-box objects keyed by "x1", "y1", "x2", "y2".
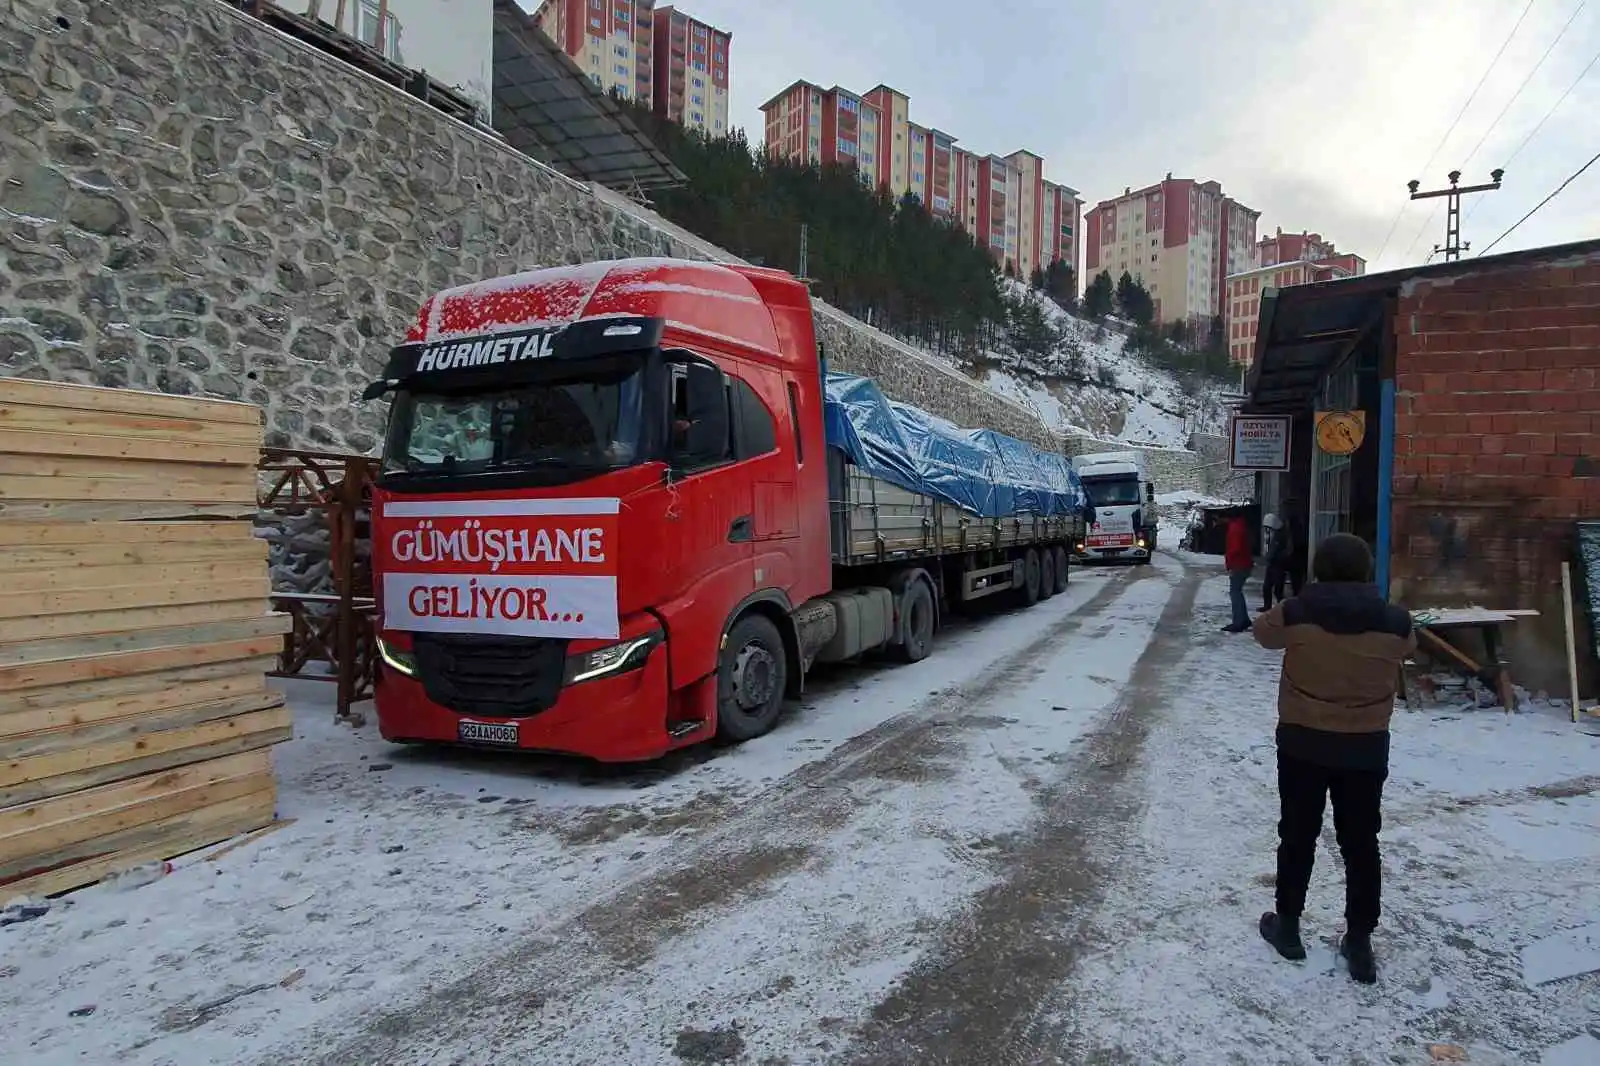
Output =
[{"x1": 366, "y1": 259, "x2": 831, "y2": 761}]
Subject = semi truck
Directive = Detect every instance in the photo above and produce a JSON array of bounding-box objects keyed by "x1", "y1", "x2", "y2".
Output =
[
  {"x1": 1072, "y1": 450, "x2": 1157, "y2": 564},
  {"x1": 360, "y1": 258, "x2": 1088, "y2": 762}
]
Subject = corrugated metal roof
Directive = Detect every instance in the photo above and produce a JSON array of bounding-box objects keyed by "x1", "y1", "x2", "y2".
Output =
[{"x1": 491, "y1": 0, "x2": 686, "y2": 192}]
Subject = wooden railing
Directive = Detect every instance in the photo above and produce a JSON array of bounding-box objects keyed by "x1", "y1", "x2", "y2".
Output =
[{"x1": 258, "y1": 449, "x2": 380, "y2": 720}]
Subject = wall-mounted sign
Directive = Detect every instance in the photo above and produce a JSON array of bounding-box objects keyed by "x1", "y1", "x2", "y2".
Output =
[
  {"x1": 1315, "y1": 410, "x2": 1367, "y2": 456},
  {"x1": 1229, "y1": 414, "x2": 1291, "y2": 472}
]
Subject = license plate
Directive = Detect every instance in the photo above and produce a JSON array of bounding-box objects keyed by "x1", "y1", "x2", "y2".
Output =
[{"x1": 458, "y1": 720, "x2": 519, "y2": 746}]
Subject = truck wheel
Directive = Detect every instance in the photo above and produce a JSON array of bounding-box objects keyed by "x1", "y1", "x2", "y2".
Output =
[
  {"x1": 892, "y1": 577, "x2": 936, "y2": 663},
  {"x1": 1039, "y1": 549, "x2": 1057, "y2": 600},
  {"x1": 1053, "y1": 546, "x2": 1070, "y2": 592},
  {"x1": 715, "y1": 614, "x2": 788, "y2": 743},
  {"x1": 1018, "y1": 548, "x2": 1042, "y2": 607}
]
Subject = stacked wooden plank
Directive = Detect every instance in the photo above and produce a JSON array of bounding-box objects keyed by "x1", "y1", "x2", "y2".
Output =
[{"x1": 0, "y1": 378, "x2": 291, "y2": 898}]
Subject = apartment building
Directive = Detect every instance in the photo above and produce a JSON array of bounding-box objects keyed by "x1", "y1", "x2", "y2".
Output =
[
  {"x1": 760, "y1": 81, "x2": 1083, "y2": 289},
  {"x1": 1084, "y1": 176, "x2": 1260, "y2": 325},
  {"x1": 652, "y1": 6, "x2": 730, "y2": 135},
  {"x1": 1259, "y1": 227, "x2": 1367, "y2": 278},
  {"x1": 1224, "y1": 257, "x2": 1361, "y2": 366},
  {"x1": 532, "y1": 0, "x2": 730, "y2": 134},
  {"x1": 1225, "y1": 229, "x2": 1366, "y2": 366}
]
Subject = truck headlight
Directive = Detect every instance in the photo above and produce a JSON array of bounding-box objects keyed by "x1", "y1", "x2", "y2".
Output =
[
  {"x1": 376, "y1": 636, "x2": 417, "y2": 677},
  {"x1": 1137, "y1": 537, "x2": 1147, "y2": 548},
  {"x1": 565, "y1": 629, "x2": 664, "y2": 685}
]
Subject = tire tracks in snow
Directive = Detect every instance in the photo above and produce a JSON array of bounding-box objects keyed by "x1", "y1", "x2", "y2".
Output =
[
  {"x1": 287, "y1": 565, "x2": 1155, "y2": 1066},
  {"x1": 832, "y1": 559, "x2": 1203, "y2": 1066}
]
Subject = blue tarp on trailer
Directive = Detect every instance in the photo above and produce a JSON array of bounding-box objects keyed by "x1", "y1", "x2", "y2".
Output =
[{"x1": 822, "y1": 370, "x2": 1087, "y2": 519}]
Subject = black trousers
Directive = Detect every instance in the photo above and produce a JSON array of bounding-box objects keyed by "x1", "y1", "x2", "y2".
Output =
[
  {"x1": 1262, "y1": 559, "x2": 1288, "y2": 609},
  {"x1": 1276, "y1": 750, "x2": 1386, "y2": 935}
]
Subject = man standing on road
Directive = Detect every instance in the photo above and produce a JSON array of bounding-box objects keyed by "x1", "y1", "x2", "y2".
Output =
[
  {"x1": 1222, "y1": 509, "x2": 1253, "y2": 633},
  {"x1": 1251, "y1": 533, "x2": 1415, "y2": 984}
]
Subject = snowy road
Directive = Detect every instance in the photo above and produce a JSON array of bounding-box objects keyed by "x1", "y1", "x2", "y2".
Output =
[{"x1": 8, "y1": 552, "x2": 1600, "y2": 1065}]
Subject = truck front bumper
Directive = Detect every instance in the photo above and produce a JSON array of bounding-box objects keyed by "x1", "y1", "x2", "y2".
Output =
[
  {"x1": 1073, "y1": 538, "x2": 1151, "y2": 563},
  {"x1": 373, "y1": 633, "x2": 697, "y2": 762}
]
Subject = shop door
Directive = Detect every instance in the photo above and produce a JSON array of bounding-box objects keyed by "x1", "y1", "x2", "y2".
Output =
[{"x1": 1307, "y1": 355, "x2": 1357, "y2": 576}]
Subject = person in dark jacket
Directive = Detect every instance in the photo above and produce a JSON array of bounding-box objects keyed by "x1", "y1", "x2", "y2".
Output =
[
  {"x1": 1251, "y1": 533, "x2": 1415, "y2": 984},
  {"x1": 1222, "y1": 510, "x2": 1253, "y2": 633},
  {"x1": 1260, "y1": 512, "x2": 1289, "y2": 611},
  {"x1": 1283, "y1": 497, "x2": 1309, "y2": 596}
]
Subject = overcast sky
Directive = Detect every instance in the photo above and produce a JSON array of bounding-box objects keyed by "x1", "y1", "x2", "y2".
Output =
[{"x1": 638, "y1": 0, "x2": 1599, "y2": 273}]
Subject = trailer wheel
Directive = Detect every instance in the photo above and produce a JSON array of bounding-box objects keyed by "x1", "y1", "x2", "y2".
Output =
[
  {"x1": 1053, "y1": 546, "x2": 1071, "y2": 593},
  {"x1": 715, "y1": 614, "x2": 788, "y2": 743},
  {"x1": 1038, "y1": 549, "x2": 1057, "y2": 600},
  {"x1": 892, "y1": 576, "x2": 936, "y2": 663},
  {"x1": 1018, "y1": 548, "x2": 1042, "y2": 607}
]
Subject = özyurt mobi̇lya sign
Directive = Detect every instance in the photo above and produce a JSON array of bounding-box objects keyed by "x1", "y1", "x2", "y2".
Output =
[{"x1": 1229, "y1": 415, "x2": 1291, "y2": 472}]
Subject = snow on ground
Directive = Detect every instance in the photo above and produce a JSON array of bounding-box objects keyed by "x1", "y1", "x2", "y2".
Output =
[
  {"x1": 374, "y1": 569, "x2": 1182, "y2": 1065},
  {"x1": 1064, "y1": 563, "x2": 1600, "y2": 1065},
  {"x1": 10, "y1": 557, "x2": 1596, "y2": 1065},
  {"x1": 3, "y1": 569, "x2": 1123, "y2": 1066}
]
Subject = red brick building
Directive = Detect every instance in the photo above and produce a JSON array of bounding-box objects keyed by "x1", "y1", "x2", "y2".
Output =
[{"x1": 1245, "y1": 239, "x2": 1600, "y2": 691}]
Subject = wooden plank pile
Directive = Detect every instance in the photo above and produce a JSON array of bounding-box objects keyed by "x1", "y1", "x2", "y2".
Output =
[{"x1": 0, "y1": 378, "x2": 291, "y2": 897}]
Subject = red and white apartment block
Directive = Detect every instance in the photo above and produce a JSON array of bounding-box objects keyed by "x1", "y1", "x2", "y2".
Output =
[
  {"x1": 760, "y1": 80, "x2": 1082, "y2": 290},
  {"x1": 533, "y1": 0, "x2": 730, "y2": 135},
  {"x1": 1226, "y1": 229, "x2": 1367, "y2": 366},
  {"x1": 1084, "y1": 176, "x2": 1260, "y2": 327}
]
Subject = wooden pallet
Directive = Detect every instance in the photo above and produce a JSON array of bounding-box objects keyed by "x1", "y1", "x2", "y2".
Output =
[{"x1": 0, "y1": 378, "x2": 291, "y2": 896}]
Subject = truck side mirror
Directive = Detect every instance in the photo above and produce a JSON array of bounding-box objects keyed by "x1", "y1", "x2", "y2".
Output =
[{"x1": 679, "y1": 362, "x2": 730, "y2": 465}]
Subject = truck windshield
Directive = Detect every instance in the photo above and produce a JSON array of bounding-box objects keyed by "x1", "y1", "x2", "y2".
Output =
[
  {"x1": 1083, "y1": 478, "x2": 1142, "y2": 506},
  {"x1": 383, "y1": 357, "x2": 648, "y2": 481}
]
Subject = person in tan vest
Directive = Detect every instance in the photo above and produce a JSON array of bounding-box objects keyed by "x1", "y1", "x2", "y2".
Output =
[{"x1": 1251, "y1": 533, "x2": 1415, "y2": 984}]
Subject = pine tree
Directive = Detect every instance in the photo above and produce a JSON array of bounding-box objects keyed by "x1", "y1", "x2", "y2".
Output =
[
  {"x1": 1116, "y1": 273, "x2": 1155, "y2": 326},
  {"x1": 612, "y1": 99, "x2": 1006, "y2": 356},
  {"x1": 1029, "y1": 265, "x2": 1046, "y2": 290},
  {"x1": 1043, "y1": 258, "x2": 1076, "y2": 311},
  {"x1": 1082, "y1": 270, "x2": 1114, "y2": 319}
]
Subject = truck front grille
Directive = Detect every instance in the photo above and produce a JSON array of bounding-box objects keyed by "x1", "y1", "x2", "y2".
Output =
[{"x1": 411, "y1": 634, "x2": 570, "y2": 719}]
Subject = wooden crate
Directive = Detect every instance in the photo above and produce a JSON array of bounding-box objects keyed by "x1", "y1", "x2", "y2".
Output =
[{"x1": 0, "y1": 378, "x2": 292, "y2": 896}]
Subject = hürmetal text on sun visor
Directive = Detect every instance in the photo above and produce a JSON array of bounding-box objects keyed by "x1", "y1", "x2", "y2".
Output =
[{"x1": 361, "y1": 316, "x2": 665, "y2": 401}]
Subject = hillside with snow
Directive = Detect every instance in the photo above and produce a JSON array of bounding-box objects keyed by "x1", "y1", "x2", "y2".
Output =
[{"x1": 970, "y1": 283, "x2": 1235, "y2": 451}]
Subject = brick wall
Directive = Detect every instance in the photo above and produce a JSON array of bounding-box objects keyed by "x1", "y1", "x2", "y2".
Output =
[{"x1": 1389, "y1": 249, "x2": 1600, "y2": 691}]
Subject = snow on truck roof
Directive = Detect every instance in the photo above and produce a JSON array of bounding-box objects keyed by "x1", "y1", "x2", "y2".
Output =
[{"x1": 406, "y1": 258, "x2": 810, "y2": 362}]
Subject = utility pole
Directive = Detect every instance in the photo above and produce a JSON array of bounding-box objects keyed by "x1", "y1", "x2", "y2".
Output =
[
  {"x1": 1407, "y1": 169, "x2": 1503, "y2": 262},
  {"x1": 797, "y1": 223, "x2": 809, "y2": 283}
]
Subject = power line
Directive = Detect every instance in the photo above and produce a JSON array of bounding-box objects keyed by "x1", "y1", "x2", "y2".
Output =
[
  {"x1": 1466, "y1": 41, "x2": 1600, "y2": 226},
  {"x1": 1477, "y1": 146, "x2": 1600, "y2": 255},
  {"x1": 1377, "y1": 0, "x2": 1537, "y2": 263},
  {"x1": 1409, "y1": 0, "x2": 1582, "y2": 254},
  {"x1": 1465, "y1": 0, "x2": 1586, "y2": 167}
]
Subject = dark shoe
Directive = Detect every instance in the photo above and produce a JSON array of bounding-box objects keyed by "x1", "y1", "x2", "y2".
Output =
[
  {"x1": 1259, "y1": 911, "x2": 1306, "y2": 961},
  {"x1": 1222, "y1": 622, "x2": 1248, "y2": 634},
  {"x1": 1340, "y1": 933, "x2": 1377, "y2": 984}
]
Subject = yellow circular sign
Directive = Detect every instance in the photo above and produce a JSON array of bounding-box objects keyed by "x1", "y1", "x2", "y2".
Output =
[{"x1": 1316, "y1": 410, "x2": 1366, "y2": 456}]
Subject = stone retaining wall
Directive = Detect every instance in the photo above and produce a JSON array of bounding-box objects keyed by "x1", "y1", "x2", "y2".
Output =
[{"x1": 0, "y1": 0, "x2": 1066, "y2": 456}]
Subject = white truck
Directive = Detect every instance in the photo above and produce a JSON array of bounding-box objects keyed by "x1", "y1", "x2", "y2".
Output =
[{"x1": 1072, "y1": 450, "x2": 1157, "y2": 564}]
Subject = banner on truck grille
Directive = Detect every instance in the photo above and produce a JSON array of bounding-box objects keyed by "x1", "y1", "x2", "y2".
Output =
[{"x1": 376, "y1": 498, "x2": 621, "y2": 640}]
